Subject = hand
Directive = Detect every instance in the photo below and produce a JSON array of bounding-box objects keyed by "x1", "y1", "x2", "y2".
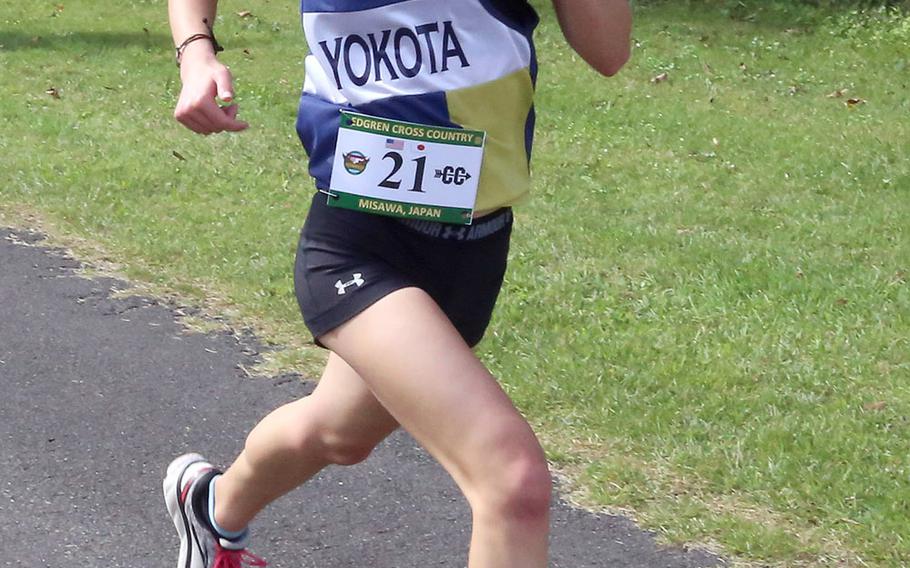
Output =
[{"x1": 174, "y1": 42, "x2": 249, "y2": 134}]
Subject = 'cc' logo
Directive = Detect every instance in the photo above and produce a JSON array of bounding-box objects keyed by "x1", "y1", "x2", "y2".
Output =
[{"x1": 435, "y1": 166, "x2": 472, "y2": 186}]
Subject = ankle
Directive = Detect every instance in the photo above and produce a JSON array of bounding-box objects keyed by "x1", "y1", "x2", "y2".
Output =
[{"x1": 209, "y1": 475, "x2": 249, "y2": 538}]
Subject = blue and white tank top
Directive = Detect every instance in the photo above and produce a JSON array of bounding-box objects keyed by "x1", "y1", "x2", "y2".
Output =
[{"x1": 296, "y1": 0, "x2": 539, "y2": 211}]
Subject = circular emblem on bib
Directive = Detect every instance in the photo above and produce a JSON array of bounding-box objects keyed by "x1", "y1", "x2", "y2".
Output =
[{"x1": 343, "y1": 151, "x2": 370, "y2": 175}]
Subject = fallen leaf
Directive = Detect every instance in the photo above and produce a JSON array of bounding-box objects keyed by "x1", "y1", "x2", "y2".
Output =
[
  {"x1": 45, "y1": 87, "x2": 60, "y2": 99},
  {"x1": 835, "y1": 298, "x2": 848, "y2": 306},
  {"x1": 651, "y1": 72, "x2": 669, "y2": 84},
  {"x1": 863, "y1": 401, "x2": 886, "y2": 411},
  {"x1": 827, "y1": 88, "x2": 847, "y2": 98},
  {"x1": 846, "y1": 98, "x2": 866, "y2": 107},
  {"x1": 237, "y1": 10, "x2": 253, "y2": 17},
  {"x1": 172, "y1": 150, "x2": 186, "y2": 161}
]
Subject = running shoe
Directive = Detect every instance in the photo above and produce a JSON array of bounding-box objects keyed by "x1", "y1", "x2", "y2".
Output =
[{"x1": 163, "y1": 453, "x2": 266, "y2": 568}]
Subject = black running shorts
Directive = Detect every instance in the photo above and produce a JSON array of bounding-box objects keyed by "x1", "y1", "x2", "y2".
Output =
[{"x1": 294, "y1": 193, "x2": 513, "y2": 348}]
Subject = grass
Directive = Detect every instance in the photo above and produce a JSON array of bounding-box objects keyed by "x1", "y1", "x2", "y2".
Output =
[{"x1": 2, "y1": 1, "x2": 909, "y2": 565}]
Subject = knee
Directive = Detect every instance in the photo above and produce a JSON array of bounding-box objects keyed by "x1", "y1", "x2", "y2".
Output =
[
  {"x1": 244, "y1": 405, "x2": 381, "y2": 467},
  {"x1": 318, "y1": 430, "x2": 379, "y2": 466},
  {"x1": 279, "y1": 421, "x2": 380, "y2": 466},
  {"x1": 479, "y1": 450, "x2": 552, "y2": 522},
  {"x1": 501, "y1": 454, "x2": 552, "y2": 520}
]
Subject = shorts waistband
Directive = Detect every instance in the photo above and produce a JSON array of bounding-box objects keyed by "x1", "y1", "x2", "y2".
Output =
[{"x1": 394, "y1": 208, "x2": 513, "y2": 241}]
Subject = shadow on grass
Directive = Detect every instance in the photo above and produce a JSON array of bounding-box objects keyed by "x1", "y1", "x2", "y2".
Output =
[{"x1": 0, "y1": 31, "x2": 170, "y2": 52}]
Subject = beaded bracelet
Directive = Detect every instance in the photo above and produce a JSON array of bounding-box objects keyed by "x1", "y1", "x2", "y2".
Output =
[{"x1": 175, "y1": 18, "x2": 224, "y2": 68}]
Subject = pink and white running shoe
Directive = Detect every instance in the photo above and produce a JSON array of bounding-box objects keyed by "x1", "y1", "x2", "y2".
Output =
[{"x1": 163, "y1": 453, "x2": 266, "y2": 568}]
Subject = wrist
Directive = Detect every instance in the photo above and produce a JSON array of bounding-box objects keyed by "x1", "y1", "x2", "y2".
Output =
[
  {"x1": 174, "y1": 33, "x2": 216, "y2": 67},
  {"x1": 175, "y1": 17, "x2": 223, "y2": 68},
  {"x1": 177, "y1": 38, "x2": 217, "y2": 67}
]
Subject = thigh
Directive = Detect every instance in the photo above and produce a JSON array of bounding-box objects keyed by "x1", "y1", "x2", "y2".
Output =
[
  {"x1": 305, "y1": 351, "x2": 400, "y2": 447},
  {"x1": 319, "y1": 287, "x2": 544, "y2": 494}
]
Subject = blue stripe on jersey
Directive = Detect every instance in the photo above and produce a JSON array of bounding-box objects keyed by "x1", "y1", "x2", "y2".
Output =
[
  {"x1": 301, "y1": 0, "x2": 411, "y2": 13},
  {"x1": 295, "y1": 94, "x2": 343, "y2": 189},
  {"x1": 523, "y1": 105, "x2": 536, "y2": 162},
  {"x1": 477, "y1": 0, "x2": 539, "y2": 35},
  {"x1": 478, "y1": 0, "x2": 539, "y2": 82},
  {"x1": 296, "y1": 91, "x2": 455, "y2": 190}
]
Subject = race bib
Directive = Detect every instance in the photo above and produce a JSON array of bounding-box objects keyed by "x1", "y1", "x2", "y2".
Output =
[{"x1": 328, "y1": 111, "x2": 485, "y2": 225}]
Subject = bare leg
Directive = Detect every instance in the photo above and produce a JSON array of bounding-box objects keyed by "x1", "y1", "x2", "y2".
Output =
[
  {"x1": 213, "y1": 352, "x2": 399, "y2": 531},
  {"x1": 320, "y1": 288, "x2": 551, "y2": 568}
]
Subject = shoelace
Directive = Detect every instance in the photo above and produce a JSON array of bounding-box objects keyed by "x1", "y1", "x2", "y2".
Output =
[{"x1": 212, "y1": 544, "x2": 267, "y2": 568}]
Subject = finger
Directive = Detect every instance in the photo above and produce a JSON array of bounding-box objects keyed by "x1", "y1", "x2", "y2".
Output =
[
  {"x1": 199, "y1": 103, "x2": 248, "y2": 132},
  {"x1": 175, "y1": 106, "x2": 213, "y2": 135},
  {"x1": 182, "y1": 102, "x2": 243, "y2": 134},
  {"x1": 222, "y1": 104, "x2": 249, "y2": 131},
  {"x1": 182, "y1": 115, "x2": 213, "y2": 135},
  {"x1": 213, "y1": 66, "x2": 235, "y2": 103},
  {"x1": 174, "y1": 92, "x2": 213, "y2": 133},
  {"x1": 195, "y1": 99, "x2": 247, "y2": 133},
  {"x1": 211, "y1": 67, "x2": 248, "y2": 131}
]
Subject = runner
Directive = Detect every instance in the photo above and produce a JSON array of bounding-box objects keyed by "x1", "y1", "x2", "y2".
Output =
[{"x1": 164, "y1": 1, "x2": 631, "y2": 566}]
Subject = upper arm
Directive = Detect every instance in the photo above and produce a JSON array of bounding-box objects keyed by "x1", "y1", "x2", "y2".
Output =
[{"x1": 551, "y1": 0, "x2": 632, "y2": 76}]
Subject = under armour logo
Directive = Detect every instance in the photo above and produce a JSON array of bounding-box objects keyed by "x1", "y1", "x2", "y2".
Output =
[
  {"x1": 441, "y1": 225, "x2": 468, "y2": 240},
  {"x1": 335, "y1": 273, "x2": 365, "y2": 295}
]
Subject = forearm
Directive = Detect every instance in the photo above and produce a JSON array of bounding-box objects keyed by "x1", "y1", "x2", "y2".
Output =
[
  {"x1": 552, "y1": 0, "x2": 632, "y2": 76},
  {"x1": 168, "y1": 0, "x2": 219, "y2": 64}
]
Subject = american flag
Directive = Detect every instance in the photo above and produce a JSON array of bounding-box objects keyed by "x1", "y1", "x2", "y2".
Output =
[{"x1": 385, "y1": 138, "x2": 404, "y2": 150}]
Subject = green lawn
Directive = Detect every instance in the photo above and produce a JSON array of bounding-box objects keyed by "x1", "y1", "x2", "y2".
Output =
[{"x1": 2, "y1": 1, "x2": 909, "y2": 565}]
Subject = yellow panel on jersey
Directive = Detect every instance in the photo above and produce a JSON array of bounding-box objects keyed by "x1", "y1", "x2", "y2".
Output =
[{"x1": 445, "y1": 68, "x2": 535, "y2": 212}]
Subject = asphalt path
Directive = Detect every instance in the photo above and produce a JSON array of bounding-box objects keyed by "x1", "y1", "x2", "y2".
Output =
[{"x1": 0, "y1": 226, "x2": 724, "y2": 568}]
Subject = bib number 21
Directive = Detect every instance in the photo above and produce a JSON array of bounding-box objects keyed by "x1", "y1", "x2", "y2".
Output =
[{"x1": 379, "y1": 152, "x2": 427, "y2": 193}]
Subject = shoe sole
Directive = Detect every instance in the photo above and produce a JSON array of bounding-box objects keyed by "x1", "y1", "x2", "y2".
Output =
[{"x1": 163, "y1": 453, "x2": 207, "y2": 568}]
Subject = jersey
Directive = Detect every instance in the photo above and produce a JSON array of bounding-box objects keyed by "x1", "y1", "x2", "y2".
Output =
[{"x1": 296, "y1": 0, "x2": 539, "y2": 212}]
